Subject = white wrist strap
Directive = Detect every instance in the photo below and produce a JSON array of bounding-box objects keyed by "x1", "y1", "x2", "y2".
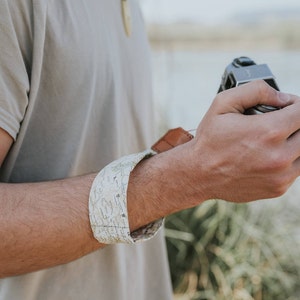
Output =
[{"x1": 89, "y1": 149, "x2": 163, "y2": 244}]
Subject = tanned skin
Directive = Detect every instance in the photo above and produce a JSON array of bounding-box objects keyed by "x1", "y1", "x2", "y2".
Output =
[{"x1": 1, "y1": 81, "x2": 300, "y2": 278}]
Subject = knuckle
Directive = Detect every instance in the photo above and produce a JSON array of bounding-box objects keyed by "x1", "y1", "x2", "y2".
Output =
[
  {"x1": 270, "y1": 175, "x2": 291, "y2": 197},
  {"x1": 259, "y1": 118, "x2": 285, "y2": 143},
  {"x1": 266, "y1": 163, "x2": 295, "y2": 197},
  {"x1": 273, "y1": 155, "x2": 290, "y2": 170},
  {"x1": 262, "y1": 151, "x2": 290, "y2": 173},
  {"x1": 256, "y1": 80, "x2": 273, "y2": 97},
  {"x1": 213, "y1": 93, "x2": 224, "y2": 106},
  {"x1": 258, "y1": 151, "x2": 294, "y2": 197},
  {"x1": 265, "y1": 126, "x2": 284, "y2": 142},
  {"x1": 257, "y1": 122, "x2": 284, "y2": 146}
]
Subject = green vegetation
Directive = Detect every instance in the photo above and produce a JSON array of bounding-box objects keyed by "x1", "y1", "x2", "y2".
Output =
[{"x1": 165, "y1": 200, "x2": 300, "y2": 300}]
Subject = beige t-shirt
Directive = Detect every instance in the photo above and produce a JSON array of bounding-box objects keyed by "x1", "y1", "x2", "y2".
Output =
[{"x1": 0, "y1": 0, "x2": 173, "y2": 299}]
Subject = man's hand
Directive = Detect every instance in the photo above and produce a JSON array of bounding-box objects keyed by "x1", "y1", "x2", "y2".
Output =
[
  {"x1": 190, "y1": 80, "x2": 300, "y2": 202},
  {"x1": 128, "y1": 80, "x2": 300, "y2": 231}
]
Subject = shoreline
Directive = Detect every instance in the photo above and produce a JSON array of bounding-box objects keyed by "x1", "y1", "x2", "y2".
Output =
[{"x1": 147, "y1": 21, "x2": 300, "y2": 51}]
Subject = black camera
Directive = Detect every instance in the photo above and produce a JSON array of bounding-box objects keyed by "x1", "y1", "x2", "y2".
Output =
[{"x1": 217, "y1": 56, "x2": 280, "y2": 114}]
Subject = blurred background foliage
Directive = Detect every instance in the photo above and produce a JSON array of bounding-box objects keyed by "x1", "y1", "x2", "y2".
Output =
[
  {"x1": 139, "y1": 2, "x2": 300, "y2": 299},
  {"x1": 165, "y1": 200, "x2": 300, "y2": 300}
]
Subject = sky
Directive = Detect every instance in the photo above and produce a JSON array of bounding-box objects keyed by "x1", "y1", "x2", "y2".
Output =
[{"x1": 140, "y1": 0, "x2": 300, "y2": 25}]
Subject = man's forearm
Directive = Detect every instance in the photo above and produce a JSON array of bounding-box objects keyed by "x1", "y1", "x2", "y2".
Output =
[
  {"x1": 0, "y1": 174, "x2": 102, "y2": 278},
  {"x1": 0, "y1": 150, "x2": 193, "y2": 279},
  {"x1": 0, "y1": 146, "x2": 201, "y2": 279}
]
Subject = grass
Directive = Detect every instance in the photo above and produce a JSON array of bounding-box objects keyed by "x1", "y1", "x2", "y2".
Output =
[{"x1": 165, "y1": 199, "x2": 300, "y2": 300}]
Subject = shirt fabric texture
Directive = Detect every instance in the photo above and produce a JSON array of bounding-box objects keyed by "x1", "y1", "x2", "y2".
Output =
[{"x1": 0, "y1": 0, "x2": 173, "y2": 299}]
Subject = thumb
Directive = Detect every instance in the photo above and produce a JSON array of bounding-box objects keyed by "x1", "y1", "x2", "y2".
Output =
[{"x1": 214, "y1": 80, "x2": 292, "y2": 114}]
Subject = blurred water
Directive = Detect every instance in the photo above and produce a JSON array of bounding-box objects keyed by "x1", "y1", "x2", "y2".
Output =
[
  {"x1": 152, "y1": 50, "x2": 300, "y2": 129},
  {"x1": 151, "y1": 49, "x2": 300, "y2": 240}
]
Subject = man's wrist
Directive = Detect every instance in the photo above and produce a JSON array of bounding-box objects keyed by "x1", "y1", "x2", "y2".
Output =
[
  {"x1": 89, "y1": 127, "x2": 196, "y2": 245},
  {"x1": 89, "y1": 149, "x2": 163, "y2": 244}
]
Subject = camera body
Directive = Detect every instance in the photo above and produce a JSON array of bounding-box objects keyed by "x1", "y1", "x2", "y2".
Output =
[{"x1": 218, "y1": 56, "x2": 280, "y2": 114}]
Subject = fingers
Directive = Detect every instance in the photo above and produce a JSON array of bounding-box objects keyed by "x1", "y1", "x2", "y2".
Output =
[
  {"x1": 277, "y1": 128, "x2": 300, "y2": 184},
  {"x1": 287, "y1": 128, "x2": 300, "y2": 160},
  {"x1": 195, "y1": 81, "x2": 300, "y2": 202},
  {"x1": 264, "y1": 99, "x2": 300, "y2": 139},
  {"x1": 212, "y1": 80, "x2": 300, "y2": 139},
  {"x1": 214, "y1": 80, "x2": 294, "y2": 114}
]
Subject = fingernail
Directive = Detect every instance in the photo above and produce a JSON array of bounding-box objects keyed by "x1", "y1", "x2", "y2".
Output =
[{"x1": 278, "y1": 92, "x2": 291, "y2": 103}]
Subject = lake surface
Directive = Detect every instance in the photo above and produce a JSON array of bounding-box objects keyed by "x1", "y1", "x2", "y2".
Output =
[{"x1": 152, "y1": 50, "x2": 300, "y2": 129}]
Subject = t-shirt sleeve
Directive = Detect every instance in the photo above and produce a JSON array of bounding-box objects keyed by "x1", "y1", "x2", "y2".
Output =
[{"x1": 0, "y1": 1, "x2": 31, "y2": 140}]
